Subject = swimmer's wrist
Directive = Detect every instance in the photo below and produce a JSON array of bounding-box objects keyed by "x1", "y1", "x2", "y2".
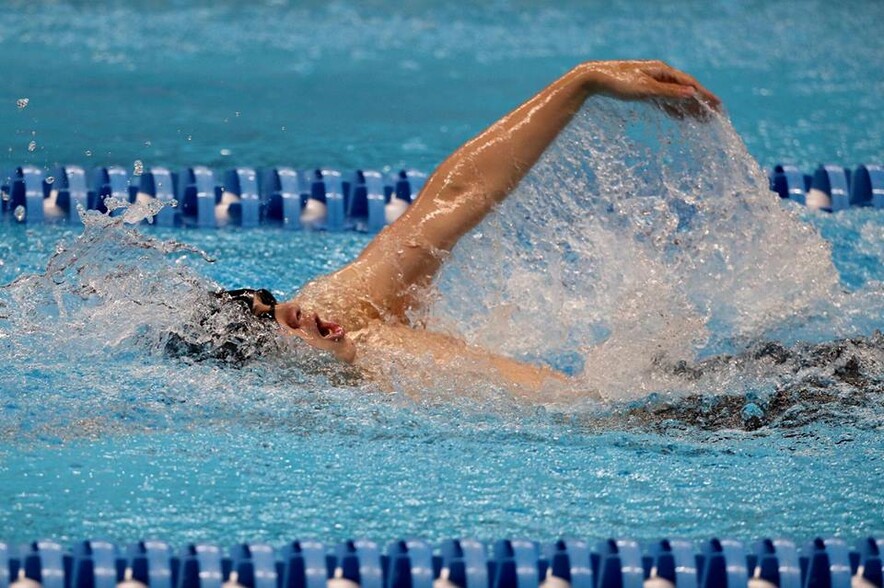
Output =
[{"x1": 572, "y1": 62, "x2": 605, "y2": 96}]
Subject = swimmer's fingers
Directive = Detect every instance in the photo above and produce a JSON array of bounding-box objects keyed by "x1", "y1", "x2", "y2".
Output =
[
  {"x1": 641, "y1": 77, "x2": 717, "y2": 120},
  {"x1": 653, "y1": 99, "x2": 687, "y2": 120},
  {"x1": 651, "y1": 95, "x2": 713, "y2": 121},
  {"x1": 643, "y1": 63, "x2": 721, "y2": 110}
]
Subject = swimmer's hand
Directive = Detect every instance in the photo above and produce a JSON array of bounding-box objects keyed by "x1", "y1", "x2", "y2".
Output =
[{"x1": 581, "y1": 60, "x2": 721, "y2": 115}]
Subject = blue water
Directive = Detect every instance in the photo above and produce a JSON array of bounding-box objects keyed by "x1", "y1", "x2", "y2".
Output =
[
  {"x1": 0, "y1": 0, "x2": 883, "y2": 546},
  {"x1": 2, "y1": 0, "x2": 882, "y2": 171}
]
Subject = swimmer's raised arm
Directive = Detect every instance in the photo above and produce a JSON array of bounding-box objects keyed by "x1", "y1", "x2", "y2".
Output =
[{"x1": 355, "y1": 60, "x2": 719, "y2": 305}]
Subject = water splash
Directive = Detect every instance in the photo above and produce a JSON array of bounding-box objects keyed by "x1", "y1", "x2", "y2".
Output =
[
  {"x1": 1, "y1": 202, "x2": 206, "y2": 352},
  {"x1": 429, "y1": 100, "x2": 874, "y2": 400},
  {"x1": 0, "y1": 202, "x2": 377, "y2": 442}
]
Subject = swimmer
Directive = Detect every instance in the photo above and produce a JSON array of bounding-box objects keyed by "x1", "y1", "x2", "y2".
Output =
[{"x1": 222, "y1": 60, "x2": 720, "y2": 393}]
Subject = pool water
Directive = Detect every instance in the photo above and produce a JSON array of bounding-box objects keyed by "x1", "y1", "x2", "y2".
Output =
[{"x1": 0, "y1": 0, "x2": 882, "y2": 546}]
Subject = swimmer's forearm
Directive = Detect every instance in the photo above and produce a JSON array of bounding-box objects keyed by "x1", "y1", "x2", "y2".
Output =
[{"x1": 399, "y1": 63, "x2": 598, "y2": 250}]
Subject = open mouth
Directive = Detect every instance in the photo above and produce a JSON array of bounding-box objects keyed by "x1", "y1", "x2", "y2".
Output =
[{"x1": 314, "y1": 314, "x2": 345, "y2": 341}]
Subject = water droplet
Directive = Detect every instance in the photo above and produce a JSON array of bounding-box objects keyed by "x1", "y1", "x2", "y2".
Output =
[
  {"x1": 104, "y1": 196, "x2": 124, "y2": 212},
  {"x1": 16, "y1": 98, "x2": 29, "y2": 109},
  {"x1": 45, "y1": 176, "x2": 55, "y2": 185},
  {"x1": 27, "y1": 140, "x2": 37, "y2": 152},
  {"x1": 220, "y1": 148, "x2": 232, "y2": 156},
  {"x1": 133, "y1": 160, "x2": 144, "y2": 176},
  {"x1": 13, "y1": 205, "x2": 26, "y2": 222},
  {"x1": 85, "y1": 150, "x2": 92, "y2": 157}
]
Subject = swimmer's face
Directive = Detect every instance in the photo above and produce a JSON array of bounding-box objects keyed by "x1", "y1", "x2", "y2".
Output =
[{"x1": 272, "y1": 300, "x2": 354, "y2": 361}]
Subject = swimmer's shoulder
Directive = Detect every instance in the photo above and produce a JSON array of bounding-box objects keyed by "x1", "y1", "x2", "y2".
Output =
[{"x1": 298, "y1": 265, "x2": 386, "y2": 331}]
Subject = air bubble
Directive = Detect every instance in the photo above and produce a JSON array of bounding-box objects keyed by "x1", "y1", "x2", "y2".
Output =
[
  {"x1": 133, "y1": 160, "x2": 144, "y2": 176},
  {"x1": 13, "y1": 205, "x2": 26, "y2": 222},
  {"x1": 220, "y1": 148, "x2": 232, "y2": 156},
  {"x1": 45, "y1": 176, "x2": 55, "y2": 185},
  {"x1": 16, "y1": 98, "x2": 29, "y2": 109},
  {"x1": 85, "y1": 150, "x2": 92, "y2": 157},
  {"x1": 1, "y1": 190, "x2": 10, "y2": 201},
  {"x1": 27, "y1": 140, "x2": 37, "y2": 152}
]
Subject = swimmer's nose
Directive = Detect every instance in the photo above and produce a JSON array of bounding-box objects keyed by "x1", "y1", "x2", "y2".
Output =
[{"x1": 274, "y1": 301, "x2": 303, "y2": 330}]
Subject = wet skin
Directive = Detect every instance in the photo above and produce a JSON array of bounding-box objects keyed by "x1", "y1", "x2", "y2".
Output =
[{"x1": 258, "y1": 60, "x2": 720, "y2": 392}]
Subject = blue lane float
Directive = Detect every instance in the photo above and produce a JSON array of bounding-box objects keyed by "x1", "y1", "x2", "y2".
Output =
[
  {"x1": 178, "y1": 166, "x2": 218, "y2": 229},
  {"x1": 1, "y1": 163, "x2": 881, "y2": 230},
  {"x1": 70, "y1": 540, "x2": 118, "y2": 588},
  {"x1": 385, "y1": 540, "x2": 434, "y2": 588},
  {"x1": 280, "y1": 541, "x2": 327, "y2": 588},
  {"x1": 544, "y1": 541, "x2": 593, "y2": 588},
  {"x1": 0, "y1": 538, "x2": 881, "y2": 588},
  {"x1": 850, "y1": 165, "x2": 884, "y2": 209},
  {"x1": 123, "y1": 541, "x2": 174, "y2": 588},
  {"x1": 592, "y1": 539, "x2": 643, "y2": 588},
  {"x1": 768, "y1": 163, "x2": 883, "y2": 212},
  {"x1": 45, "y1": 166, "x2": 89, "y2": 222},
  {"x1": 748, "y1": 539, "x2": 800, "y2": 588},
  {"x1": 697, "y1": 539, "x2": 747, "y2": 588}
]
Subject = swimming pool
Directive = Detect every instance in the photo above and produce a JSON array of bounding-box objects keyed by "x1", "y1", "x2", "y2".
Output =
[{"x1": 0, "y1": 0, "x2": 882, "y2": 563}]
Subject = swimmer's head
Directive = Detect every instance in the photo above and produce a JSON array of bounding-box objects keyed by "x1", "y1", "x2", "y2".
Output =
[
  {"x1": 164, "y1": 289, "x2": 282, "y2": 365},
  {"x1": 214, "y1": 288, "x2": 355, "y2": 363}
]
